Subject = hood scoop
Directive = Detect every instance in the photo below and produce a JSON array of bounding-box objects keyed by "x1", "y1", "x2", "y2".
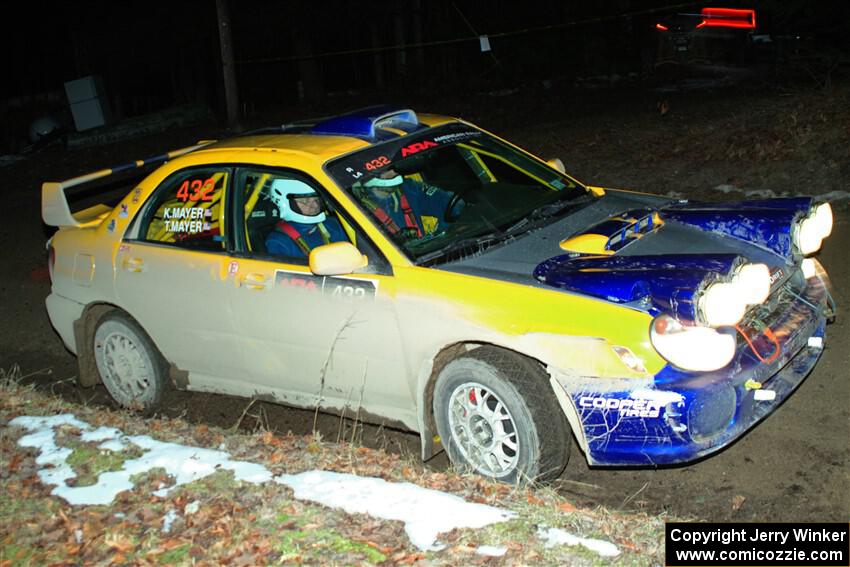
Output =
[{"x1": 558, "y1": 209, "x2": 663, "y2": 255}]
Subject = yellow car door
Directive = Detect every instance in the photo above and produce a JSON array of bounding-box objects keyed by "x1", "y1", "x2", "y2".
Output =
[{"x1": 226, "y1": 168, "x2": 413, "y2": 422}]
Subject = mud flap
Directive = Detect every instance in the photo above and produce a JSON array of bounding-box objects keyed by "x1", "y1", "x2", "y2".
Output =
[{"x1": 73, "y1": 304, "x2": 114, "y2": 387}]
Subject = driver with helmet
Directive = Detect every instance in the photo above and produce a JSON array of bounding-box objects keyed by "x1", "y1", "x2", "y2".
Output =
[
  {"x1": 265, "y1": 178, "x2": 348, "y2": 258},
  {"x1": 355, "y1": 168, "x2": 455, "y2": 239}
]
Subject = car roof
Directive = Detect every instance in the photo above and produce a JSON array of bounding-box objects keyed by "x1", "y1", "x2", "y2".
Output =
[{"x1": 196, "y1": 107, "x2": 457, "y2": 163}]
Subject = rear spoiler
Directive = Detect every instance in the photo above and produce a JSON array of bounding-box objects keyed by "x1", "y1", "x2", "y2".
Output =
[{"x1": 41, "y1": 141, "x2": 215, "y2": 228}]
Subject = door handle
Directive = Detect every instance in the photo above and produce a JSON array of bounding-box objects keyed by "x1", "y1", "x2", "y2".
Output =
[
  {"x1": 124, "y1": 257, "x2": 145, "y2": 273},
  {"x1": 240, "y1": 273, "x2": 269, "y2": 290}
]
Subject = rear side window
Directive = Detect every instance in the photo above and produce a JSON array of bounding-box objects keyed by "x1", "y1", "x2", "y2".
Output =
[{"x1": 139, "y1": 168, "x2": 229, "y2": 251}]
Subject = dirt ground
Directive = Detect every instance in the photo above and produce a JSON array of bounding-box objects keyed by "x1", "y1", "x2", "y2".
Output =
[{"x1": 2, "y1": 67, "x2": 848, "y2": 523}]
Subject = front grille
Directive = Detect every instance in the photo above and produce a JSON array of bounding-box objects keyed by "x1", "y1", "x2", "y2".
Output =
[{"x1": 741, "y1": 269, "x2": 807, "y2": 333}]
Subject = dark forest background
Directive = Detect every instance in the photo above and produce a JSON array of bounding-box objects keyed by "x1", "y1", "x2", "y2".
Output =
[{"x1": 3, "y1": 0, "x2": 848, "y2": 152}]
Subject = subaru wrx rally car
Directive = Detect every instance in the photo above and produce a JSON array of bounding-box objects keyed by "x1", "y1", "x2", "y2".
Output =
[{"x1": 42, "y1": 106, "x2": 835, "y2": 483}]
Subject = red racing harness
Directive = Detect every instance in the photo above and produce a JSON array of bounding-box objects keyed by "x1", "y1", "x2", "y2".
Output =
[
  {"x1": 275, "y1": 220, "x2": 331, "y2": 256},
  {"x1": 364, "y1": 192, "x2": 422, "y2": 238}
]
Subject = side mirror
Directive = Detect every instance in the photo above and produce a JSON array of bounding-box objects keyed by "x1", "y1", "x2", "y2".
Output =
[
  {"x1": 309, "y1": 242, "x2": 368, "y2": 276},
  {"x1": 547, "y1": 158, "x2": 566, "y2": 173}
]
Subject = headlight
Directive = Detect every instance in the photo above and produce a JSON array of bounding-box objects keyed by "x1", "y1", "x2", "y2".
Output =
[
  {"x1": 650, "y1": 314, "x2": 736, "y2": 371},
  {"x1": 794, "y1": 202, "x2": 833, "y2": 255},
  {"x1": 815, "y1": 202, "x2": 833, "y2": 238},
  {"x1": 732, "y1": 263, "x2": 770, "y2": 305},
  {"x1": 699, "y1": 262, "x2": 770, "y2": 327}
]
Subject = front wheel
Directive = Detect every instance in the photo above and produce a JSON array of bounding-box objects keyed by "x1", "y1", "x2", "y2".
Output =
[
  {"x1": 433, "y1": 347, "x2": 570, "y2": 484},
  {"x1": 92, "y1": 311, "x2": 166, "y2": 414}
]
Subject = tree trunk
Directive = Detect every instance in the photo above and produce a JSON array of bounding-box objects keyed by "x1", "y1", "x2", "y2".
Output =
[{"x1": 215, "y1": 0, "x2": 241, "y2": 131}]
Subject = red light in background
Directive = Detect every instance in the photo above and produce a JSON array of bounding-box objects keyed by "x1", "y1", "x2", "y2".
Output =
[
  {"x1": 655, "y1": 22, "x2": 669, "y2": 31},
  {"x1": 700, "y1": 7, "x2": 756, "y2": 29}
]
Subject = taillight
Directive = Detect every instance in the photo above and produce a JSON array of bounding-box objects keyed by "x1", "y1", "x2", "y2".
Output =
[
  {"x1": 655, "y1": 22, "x2": 669, "y2": 31},
  {"x1": 48, "y1": 245, "x2": 55, "y2": 283},
  {"x1": 700, "y1": 7, "x2": 756, "y2": 29}
]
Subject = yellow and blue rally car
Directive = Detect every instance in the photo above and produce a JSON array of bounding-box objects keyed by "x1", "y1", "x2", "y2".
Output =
[{"x1": 42, "y1": 106, "x2": 835, "y2": 483}]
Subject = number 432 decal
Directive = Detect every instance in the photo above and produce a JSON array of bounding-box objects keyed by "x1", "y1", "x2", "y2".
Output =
[{"x1": 176, "y1": 178, "x2": 215, "y2": 202}]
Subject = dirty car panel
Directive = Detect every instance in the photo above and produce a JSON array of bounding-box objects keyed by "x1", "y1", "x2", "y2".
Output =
[{"x1": 41, "y1": 105, "x2": 835, "y2": 481}]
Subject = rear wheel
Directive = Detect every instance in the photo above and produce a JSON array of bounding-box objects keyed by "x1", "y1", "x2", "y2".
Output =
[
  {"x1": 433, "y1": 347, "x2": 570, "y2": 484},
  {"x1": 92, "y1": 311, "x2": 166, "y2": 414}
]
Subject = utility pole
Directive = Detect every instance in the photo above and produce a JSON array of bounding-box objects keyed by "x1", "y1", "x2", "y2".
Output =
[{"x1": 215, "y1": 0, "x2": 241, "y2": 132}]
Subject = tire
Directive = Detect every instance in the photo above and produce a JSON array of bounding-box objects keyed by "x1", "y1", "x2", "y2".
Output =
[
  {"x1": 433, "y1": 347, "x2": 570, "y2": 484},
  {"x1": 92, "y1": 311, "x2": 166, "y2": 414}
]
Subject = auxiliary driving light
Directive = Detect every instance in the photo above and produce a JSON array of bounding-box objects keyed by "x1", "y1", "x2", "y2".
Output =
[
  {"x1": 732, "y1": 263, "x2": 770, "y2": 305},
  {"x1": 699, "y1": 262, "x2": 771, "y2": 327}
]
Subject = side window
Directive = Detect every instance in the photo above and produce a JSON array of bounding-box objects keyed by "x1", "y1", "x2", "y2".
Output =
[
  {"x1": 141, "y1": 168, "x2": 228, "y2": 251},
  {"x1": 239, "y1": 169, "x2": 354, "y2": 263}
]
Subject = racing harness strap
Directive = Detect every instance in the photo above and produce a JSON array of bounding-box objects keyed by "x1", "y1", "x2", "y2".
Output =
[
  {"x1": 361, "y1": 192, "x2": 423, "y2": 238},
  {"x1": 276, "y1": 220, "x2": 331, "y2": 256}
]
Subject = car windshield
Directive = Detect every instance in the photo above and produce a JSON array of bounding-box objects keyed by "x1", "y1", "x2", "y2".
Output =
[{"x1": 326, "y1": 123, "x2": 592, "y2": 264}]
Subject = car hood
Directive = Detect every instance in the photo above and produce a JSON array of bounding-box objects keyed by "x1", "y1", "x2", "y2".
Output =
[{"x1": 440, "y1": 191, "x2": 811, "y2": 322}]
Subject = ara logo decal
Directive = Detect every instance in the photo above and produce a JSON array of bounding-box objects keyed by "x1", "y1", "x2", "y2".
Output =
[
  {"x1": 578, "y1": 396, "x2": 663, "y2": 418},
  {"x1": 274, "y1": 270, "x2": 377, "y2": 300},
  {"x1": 400, "y1": 140, "x2": 438, "y2": 157},
  {"x1": 275, "y1": 271, "x2": 321, "y2": 291}
]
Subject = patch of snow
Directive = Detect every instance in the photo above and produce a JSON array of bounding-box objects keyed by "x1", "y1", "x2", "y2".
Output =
[
  {"x1": 537, "y1": 525, "x2": 620, "y2": 557},
  {"x1": 744, "y1": 189, "x2": 787, "y2": 199},
  {"x1": 476, "y1": 544, "x2": 508, "y2": 556},
  {"x1": 8, "y1": 414, "x2": 618, "y2": 557},
  {"x1": 98, "y1": 439, "x2": 128, "y2": 452},
  {"x1": 162, "y1": 509, "x2": 178, "y2": 533},
  {"x1": 820, "y1": 190, "x2": 850, "y2": 202},
  {"x1": 275, "y1": 470, "x2": 514, "y2": 551},
  {"x1": 713, "y1": 184, "x2": 738, "y2": 194},
  {"x1": 122, "y1": 435, "x2": 273, "y2": 497},
  {"x1": 711, "y1": 185, "x2": 788, "y2": 199},
  {"x1": 712, "y1": 185, "x2": 850, "y2": 202},
  {"x1": 12, "y1": 415, "x2": 89, "y2": 489},
  {"x1": 10, "y1": 414, "x2": 272, "y2": 505},
  {"x1": 80, "y1": 426, "x2": 122, "y2": 442}
]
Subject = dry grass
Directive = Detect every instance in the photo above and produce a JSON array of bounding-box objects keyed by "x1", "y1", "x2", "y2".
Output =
[{"x1": 1, "y1": 370, "x2": 668, "y2": 565}]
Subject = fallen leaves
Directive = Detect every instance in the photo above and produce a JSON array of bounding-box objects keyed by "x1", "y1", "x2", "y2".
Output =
[
  {"x1": 557, "y1": 501, "x2": 577, "y2": 513},
  {"x1": 104, "y1": 533, "x2": 135, "y2": 553},
  {"x1": 1, "y1": 373, "x2": 664, "y2": 566},
  {"x1": 732, "y1": 494, "x2": 747, "y2": 511}
]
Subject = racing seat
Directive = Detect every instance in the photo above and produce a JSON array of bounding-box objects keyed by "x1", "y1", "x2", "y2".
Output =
[{"x1": 246, "y1": 195, "x2": 279, "y2": 254}]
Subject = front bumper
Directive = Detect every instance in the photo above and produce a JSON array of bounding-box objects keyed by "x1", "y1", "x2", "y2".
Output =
[{"x1": 566, "y1": 264, "x2": 833, "y2": 467}]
